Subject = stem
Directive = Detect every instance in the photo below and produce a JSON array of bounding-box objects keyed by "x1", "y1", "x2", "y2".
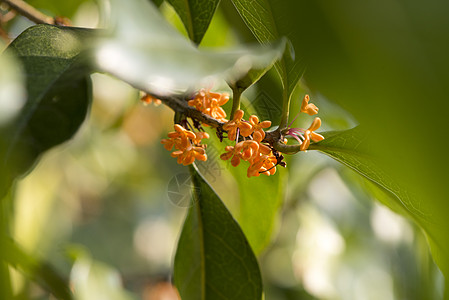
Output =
[
  {"x1": 147, "y1": 91, "x2": 305, "y2": 154},
  {"x1": 278, "y1": 87, "x2": 290, "y2": 129},
  {"x1": 1, "y1": 0, "x2": 55, "y2": 25},
  {"x1": 230, "y1": 86, "x2": 242, "y2": 120},
  {"x1": 155, "y1": 94, "x2": 225, "y2": 129}
]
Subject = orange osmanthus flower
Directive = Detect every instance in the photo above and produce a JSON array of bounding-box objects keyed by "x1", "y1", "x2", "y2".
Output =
[
  {"x1": 299, "y1": 117, "x2": 325, "y2": 151},
  {"x1": 222, "y1": 110, "x2": 253, "y2": 141},
  {"x1": 249, "y1": 115, "x2": 271, "y2": 141},
  {"x1": 188, "y1": 88, "x2": 229, "y2": 121},
  {"x1": 161, "y1": 124, "x2": 209, "y2": 165},
  {"x1": 141, "y1": 93, "x2": 162, "y2": 106},
  {"x1": 247, "y1": 152, "x2": 278, "y2": 177},
  {"x1": 300, "y1": 94, "x2": 319, "y2": 116},
  {"x1": 171, "y1": 145, "x2": 207, "y2": 166}
]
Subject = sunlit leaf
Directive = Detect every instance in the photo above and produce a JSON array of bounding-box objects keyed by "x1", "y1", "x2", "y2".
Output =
[
  {"x1": 309, "y1": 127, "x2": 449, "y2": 277},
  {"x1": 166, "y1": 0, "x2": 221, "y2": 44},
  {"x1": 0, "y1": 25, "x2": 93, "y2": 197},
  {"x1": 228, "y1": 38, "x2": 287, "y2": 94},
  {"x1": 95, "y1": 0, "x2": 285, "y2": 97},
  {"x1": 310, "y1": 127, "x2": 429, "y2": 222},
  {"x1": 2, "y1": 237, "x2": 72, "y2": 300},
  {"x1": 227, "y1": 160, "x2": 286, "y2": 255},
  {"x1": 174, "y1": 164, "x2": 262, "y2": 300},
  {"x1": 231, "y1": 0, "x2": 305, "y2": 97},
  {"x1": 288, "y1": 0, "x2": 449, "y2": 279}
]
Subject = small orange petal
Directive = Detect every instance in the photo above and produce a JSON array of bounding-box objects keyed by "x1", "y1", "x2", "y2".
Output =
[
  {"x1": 234, "y1": 109, "x2": 244, "y2": 120},
  {"x1": 300, "y1": 94, "x2": 310, "y2": 112},
  {"x1": 259, "y1": 120, "x2": 272, "y2": 128},
  {"x1": 308, "y1": 117, "x2": 321, "y2": 132},
  {"x1": 311, "y1": 132, "x2": 324, "y2": 142},
  {"x1": 300, "y1": 137, "x2": 310, "y2": 151}
]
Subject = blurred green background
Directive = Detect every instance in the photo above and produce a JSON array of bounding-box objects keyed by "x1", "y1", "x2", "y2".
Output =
[{"x1": 1, "y1": 0, "x2": 446, "y2": 299}]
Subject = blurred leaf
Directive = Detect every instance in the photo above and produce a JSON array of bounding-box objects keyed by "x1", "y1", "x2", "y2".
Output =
[
  {"x1": 0, "y1": 25, "x2": 93, "y2": 197},
  {"x1": 174, "y1": 164, "x2": 262, "y2": 300},
  {"x1": 228, "y1": 38, "x2": 287, "y2": 93},
  {"x1": 2, "y1": 237, "x2": 72, "y2": 300},
  {"x1": 309, "y1": 127, "x2": 449, "y2": 279},
  {"x1": 309, "y1": 127, "x2": 430, "y2": 224},
  {"x1": 231, "y1": 0, "x2": 305, "y2": 97},
  {"x1": 0, "y1": 40, "x2": 25, "y2": 127},
  {"x1": 69, "y1": 247, "x2": 135, "y2": 300},
  {"x1": 96, "y1": 0, "x2": 285, "y2": 96},
  {"x1": 229, "y1": 162, "x2": 286, "y2": 255},
  {"x1": 150, "y1": 0, "x2": 164, "y2": 7},
  {"x1": 286, "y1": 0, "x2": 449, "y2": 280},
  {"x1": 28, "y1": 0, "x2": 90, "y2": 19},
  {"x1": 166, "y1": 0, "x2": 220, "y2": 44}
]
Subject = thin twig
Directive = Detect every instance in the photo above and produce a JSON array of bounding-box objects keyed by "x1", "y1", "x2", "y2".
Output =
[
  {"x1": 1, "y1": 0, "x2": 54, "y2": 25},
  {"x1": 152, "y1": 92, "x2": 293, "y2": 153}
]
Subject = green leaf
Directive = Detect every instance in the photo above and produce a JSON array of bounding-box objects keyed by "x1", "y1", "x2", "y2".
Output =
[
  {"x1": 0, "y1": 25, "x2": 93, "y2": 197},
  {"x1": 96, "y1": 0, "x2": 285, "y2": 97},
  {"x1": 229, "y1": 161, "x2": 286, "y2": 255},
  {"x1": 230, "y1": 0, "x2": 305, "y2": 97},
  {"x1": 287, "y1": 0, "x2": 449, "y2": 280},
  {"x1": 2, "y1": 237, "x2": 72, "y2": 300},
  {"x1": 174, "y1": 164, "x2": 262, "y2": 300},
  {"x1": 309, "y1": 127, "x2": 449, "y2": 277},
  {"x1": 166, "y1": 0, "x2": 221, "y2": 44},
  {"x1": 309, "y1": 127, "x2": 430, "y2": 222},
  {"x1": 227, "y1": 38, "x2": 287, "y2": 93}
]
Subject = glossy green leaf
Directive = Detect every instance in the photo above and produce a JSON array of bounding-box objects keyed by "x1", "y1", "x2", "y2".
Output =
[
  {"x1": 96, "y1": 0, "x2": 285, "y2": 97},
  {"x1": 228, "y1": 38, "x2": 287, "y2": 93},
  {"x1": 228, "y1": 161, "x2": 286, "y2": 255},
  {"x1": 284, "y1": 0, "x2": 449, "y2": 281},
  {"x1": 166, "y1": 0, "x2": 221, "y2": 44},
  {"x1": 0, "y1": 25, "x2": 93, "y2": 197},
  {"x1": 231, "y1": 0, "x2": 305, "y2": 97},
  {"x1": 174, "y1": 164, "x2": 262, "y2": 300},
  {"x1": 309, "y1": 127, "x2": 430, "y2": 223},
  {"x1": 2, "y1": 237, "x2": 72, "y2": 299},
  {"x1": 309, "y1": 127, "x2": 449, "y2": 278}
]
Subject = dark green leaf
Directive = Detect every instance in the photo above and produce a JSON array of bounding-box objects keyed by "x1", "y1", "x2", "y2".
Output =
[
  {"x1": 0, "y1": 25, "x2": 93, "y2": 197},
  {"x1": 231, "y1": 0, "x2": 305, "y2": 97},
  {"x1": 2, "y1": 237, "x2": 72, "y2": 299},
  {"x1": 166, "y1": 0, "x2": 221, "y2": 44},
  {"x1": 96, "y1": 0, "x2": 285, "y2": 97},
  {"x1": 289, "y1": 0, "x2": 449, "y2": 278},
  {"x1": 174, "y1": 164, "x2": 262, "y2": 300}
]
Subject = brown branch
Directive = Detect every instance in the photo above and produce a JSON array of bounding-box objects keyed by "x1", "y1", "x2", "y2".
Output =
[
  {"x1": 1, "y1": 0, "x2": 54, "y2": 25},
  {"x1": 153, "y1": 93, "x2": 299, "y2": 154}
]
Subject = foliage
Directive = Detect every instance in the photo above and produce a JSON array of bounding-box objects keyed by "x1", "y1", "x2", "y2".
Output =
[{"x1": 0, "y1": 0, "x2": 448, "y2": 299}]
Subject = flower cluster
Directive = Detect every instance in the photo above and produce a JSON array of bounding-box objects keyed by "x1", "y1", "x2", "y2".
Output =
[
  {"x1": 188, "y1": 88, "x2": 229, "y2": 122},
  {"x1": 220, "y1": 109, "x2": 278, "y2": 177},
  {"x1": 285, "y1": 94, "x2": 324, "y2": 151},
  {"x1": 141, "y1": 92, "x2": 162, "y2": 106},
  {"x1": 161, "y1": 124, "x2": 209, "y2": 165},
  {"x1": 157, "y1": 89, "x2": 325, "y2": 176}
]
